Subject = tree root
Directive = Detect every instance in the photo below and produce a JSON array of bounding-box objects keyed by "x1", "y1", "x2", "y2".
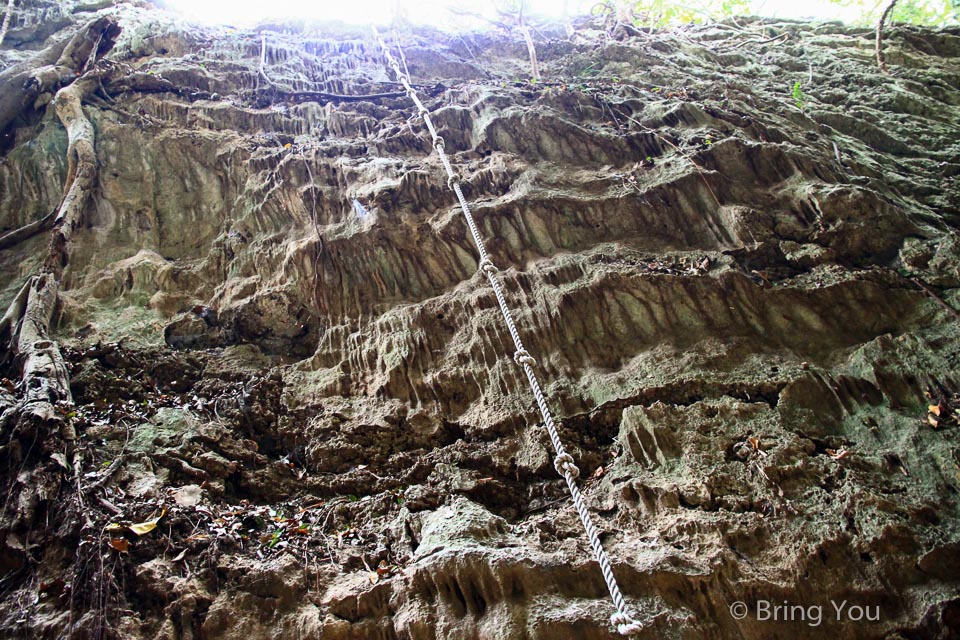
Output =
[
  {"x1": 911, "y1": 277, "x2": 960, "y2": 322},
  {"x1": 0, "y1": 24, "x2": 117, "y2": 507},
  {"x1": 15, "y1": 274, "x2": 72, "y2": 422},
  {"x1": 0, "y1": 21, "x2": 116, "y2": 432},
  {"x1": 877, "y1": 0, "x2": 899, "y2": 74},
  {"x1": 0, "y1": 48, "x2": 118, "y2": 632},
  {"x1": 0, "y1": 208, "x2": 56, "y2": 251},
  {"x1": 44, "y1": 73, "x2": 102, "y2": 276},
  {"x1": 0, "y1": 70, "x2": 104, "y2": 432},
  {"x1": 0, "y1": 15, "x2": 119, "y2": 133}
]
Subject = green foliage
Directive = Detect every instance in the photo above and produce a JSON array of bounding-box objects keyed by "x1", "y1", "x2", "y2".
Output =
[
  {"x1": 828, "y1": 0, "x2": 959, "y2": 26},
  {"x1": 268, "y1": 529, "x2": 282, "y2": 547},
  {"x1": 888, "y1": 0, "x2": 960, "y2": 26},
  {"x1": 592, "y1": 0, "x2": 750, "y2": 28},
  {"x1": 587, "y1": 0, "x2": 959, "y2": 28},
  {"x1": 577, "y1": 62, "x2": 600, "y2": 77},
  {"x1": 792, "y1": 81, "x2": 806, "y2": 111}
]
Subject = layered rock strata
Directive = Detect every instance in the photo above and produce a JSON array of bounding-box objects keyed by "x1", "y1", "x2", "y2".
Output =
[{"x1": 0, "y1": 3, "x2": 959, "y2": 638}]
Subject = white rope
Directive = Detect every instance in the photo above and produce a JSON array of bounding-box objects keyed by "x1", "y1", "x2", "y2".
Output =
[{"x1": 373, "y1": 27, "x2": 644, "y2": 636}]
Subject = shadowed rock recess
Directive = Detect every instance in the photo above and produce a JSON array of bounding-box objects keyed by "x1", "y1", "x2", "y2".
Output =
[{"x1": 1, "y1": 1, "x2": 959, "y2": 638}]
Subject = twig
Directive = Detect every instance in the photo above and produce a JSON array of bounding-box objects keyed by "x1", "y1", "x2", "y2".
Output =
[
  {"x1": 301, "y1": 153, "x2": 325, "y2": 316},
  {"x1": 452, "y1": 32, "x2": 479, "y2": 65},
  {"x1": 392, "y1": 29, "x2": 412, "y2": 81},
  {"x1": 317, "y1": 528, "x2": 337, "y2": 567},
  {"x1": 448, "y1": 2, "x2": 539, "y2": 80},
  {"x1": 256, "y1": 32, "x2": 271, "y2": 89},
  {"x1": 519, "y1": 495, "x2": 570, "y2": 517},
  {"x1": 96, "y1": 495, "x2": 122, "y2": 515},
  {"x1": 717, "y1": 31, "x2": 789, "y2": 51},
  {"x1": 911, "y1": 276, "x2": 960, "y2": 322},
  {"x1": 88, "y1": 453, "x2": 127, "y2": 490},
  {"x1": 0, "y1": 0, "x2": 15, "y2": 48},
  {"x1": 516, "y1": 3, "x2": 541, "y2": 82},
  {"x1": 621, "y1": 110, "x2": 722, "y2": 207},
  {"x1": 877, "y1": 0, "x2": 899, "y2": 74},
  {"x1": 73, "y1": 449, "x2": 90, "y2": 526}
]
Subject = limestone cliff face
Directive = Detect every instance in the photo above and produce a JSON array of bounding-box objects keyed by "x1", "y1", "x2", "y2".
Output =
[{"x1": 0, "y1": 2, "x2": 959, "y2": 638}]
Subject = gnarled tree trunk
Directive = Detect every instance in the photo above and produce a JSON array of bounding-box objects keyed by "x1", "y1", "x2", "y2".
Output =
[
  {"x1": 0, "y1": 15, "x2": 118, "y2": 134},
  {"x1": 0, "y1": 14, "x2": 117, "y2": 538}
]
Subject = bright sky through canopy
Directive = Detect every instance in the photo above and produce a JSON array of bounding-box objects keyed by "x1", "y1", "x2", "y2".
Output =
[{"x1": 161, "y1": 0, "x2": 876, "y2": 28}]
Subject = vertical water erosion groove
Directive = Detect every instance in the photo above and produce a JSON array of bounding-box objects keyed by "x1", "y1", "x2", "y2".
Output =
[{"x1": 0, "y1": 3, "x2": 959, "y2": 639}]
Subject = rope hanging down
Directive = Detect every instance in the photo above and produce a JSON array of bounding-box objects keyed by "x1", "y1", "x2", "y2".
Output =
[{"x1": 373, "y1": 28, "x2": 644, "y2": 637}]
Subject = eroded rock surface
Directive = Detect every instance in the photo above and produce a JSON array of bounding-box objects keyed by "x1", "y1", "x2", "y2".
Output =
[{"x1": 1, "y1": 2, "x2": 959, "y2": 638}]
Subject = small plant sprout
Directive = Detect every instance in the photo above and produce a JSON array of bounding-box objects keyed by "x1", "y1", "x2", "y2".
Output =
[{"x1": 792, "y1": 81, "x2": 806, "y2": 110}]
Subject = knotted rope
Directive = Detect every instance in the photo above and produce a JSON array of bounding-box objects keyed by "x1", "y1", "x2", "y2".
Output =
[{"x1": 373, "y1": 27, "x2": 644, "y2": 636}]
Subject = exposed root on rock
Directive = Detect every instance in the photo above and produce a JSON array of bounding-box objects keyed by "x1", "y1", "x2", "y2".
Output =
[{"x1": 876, "y1": 0, "x2": 899, "y2": 73}]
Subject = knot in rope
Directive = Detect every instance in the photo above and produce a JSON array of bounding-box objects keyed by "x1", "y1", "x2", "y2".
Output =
[
  {"x1": 478, "y1": 257, "x2": 498, "y2": 276},
  {"x1": 554, "y1": 452, "x2": 580, "y2": 479},
  {"x1": 513, "y1": 349, "x2": 536, "y2": 368},
  {"x1": 447, "y1": 172, "x2": 461, "y2": 190},
  {"x1": 611, "y1": 612, "x2": 644, "y2": 636},
  {"x1": 432, "y1": 135, "x2": 445, "y2": 152}
]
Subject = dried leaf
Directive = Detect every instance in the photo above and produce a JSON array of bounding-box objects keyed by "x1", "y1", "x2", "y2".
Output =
[
  {"x1": 109, "y1": 538, "x2": 130, "y2": 553},
  {"x1": 128, "y1": 522, "x2": 157, "y2": 536},
  {"x1": 367, "y1": 571, "x2": 379, "y2": 584},
  {"x1": 38, "y1": 578, "x2": 67, "y2": 598},
  {"x1": 928, "y1": 414, "x2": 940, "y2": 428},
  {"x1": 929, "y1": 404, "x2": 942, "y2": 417},
  {"x1": 129, "y1": 508, "x2": 166, "y2": 536}
]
